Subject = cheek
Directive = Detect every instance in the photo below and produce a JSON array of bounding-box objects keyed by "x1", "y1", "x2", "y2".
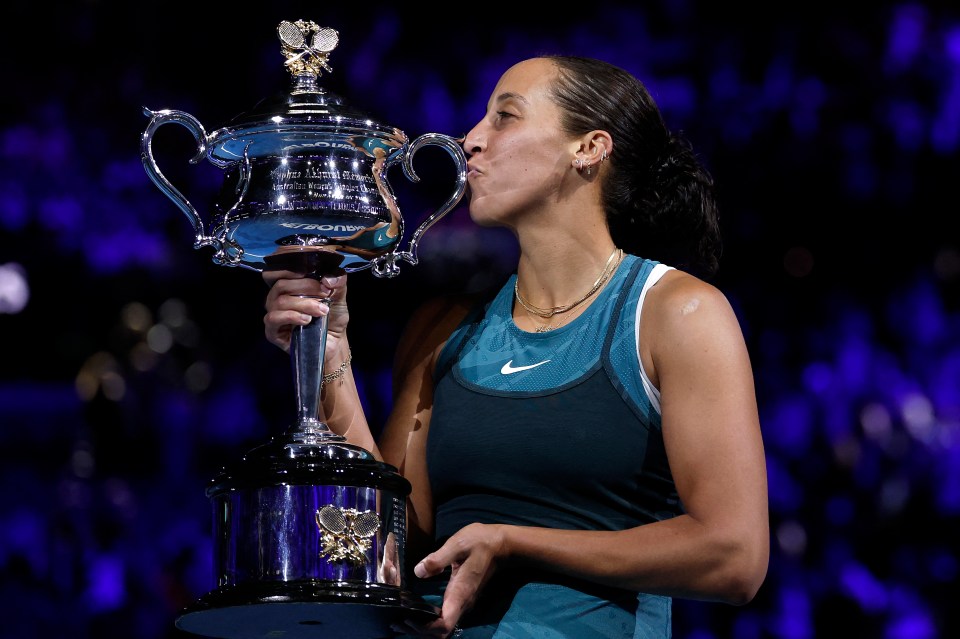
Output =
[
  {"x1": 466, "y1": 135, "x2": 569, "y2": 220},
  {"x1": 500, "y1": 142, "x2": 562, "y2": 185}
]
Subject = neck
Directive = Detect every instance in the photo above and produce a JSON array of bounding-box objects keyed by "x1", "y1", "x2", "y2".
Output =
[
  {"x1": 514, "y1": 240, "x2": 621, "y2": 311},
  {"x1": 510, "y1": 198, "x2": 615, "y2": 304}
]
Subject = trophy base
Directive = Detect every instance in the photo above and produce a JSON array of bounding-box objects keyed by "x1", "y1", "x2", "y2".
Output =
[{"x1": 176, "y1": 581, "x2": 439, "y2": 638}]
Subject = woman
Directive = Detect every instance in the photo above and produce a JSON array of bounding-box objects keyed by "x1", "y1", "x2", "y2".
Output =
[{"x1": 263, "y1": 56, "x2": 769, "y2": 638}]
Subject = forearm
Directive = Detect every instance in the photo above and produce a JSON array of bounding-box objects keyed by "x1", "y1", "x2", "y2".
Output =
[
  {"x1": 319, "y1": 340, "x2": 382, "y2": 459},
  {"x1": 498, "y1": 514, "x2": 767, "y2": 605}
]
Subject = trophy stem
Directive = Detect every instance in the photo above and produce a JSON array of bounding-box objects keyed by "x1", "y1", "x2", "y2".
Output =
[{"x1": 289, "y1": 296, "x2": 342, "y2": 439}]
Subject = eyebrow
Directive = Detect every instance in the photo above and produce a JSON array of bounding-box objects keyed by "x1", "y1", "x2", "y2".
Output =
[{"x1": 494, "y1": 91, "x2": 529, "y2": 105}]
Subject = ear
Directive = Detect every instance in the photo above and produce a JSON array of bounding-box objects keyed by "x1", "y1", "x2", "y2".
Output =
[{"x1": 571, "y1": 130, "x2": 613, "y2": 170}]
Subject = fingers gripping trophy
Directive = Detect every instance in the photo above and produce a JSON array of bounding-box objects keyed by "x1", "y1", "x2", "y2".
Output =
[{"x1": 140, "y1": 19, "x2": 466, "y2": 639}]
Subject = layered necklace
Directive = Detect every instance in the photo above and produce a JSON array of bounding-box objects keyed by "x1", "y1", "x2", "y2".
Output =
[{"x1": 515, "y1": 248, "x2": 623, "y2": 333}]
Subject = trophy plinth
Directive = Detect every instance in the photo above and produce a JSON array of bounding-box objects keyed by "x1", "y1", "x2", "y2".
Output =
[
  {"x1": 175, "y1": 437, "x2": 439, "y2": 639},
  {"x1": 141, "y1": 19, "x2": 466, "y2": 638}
]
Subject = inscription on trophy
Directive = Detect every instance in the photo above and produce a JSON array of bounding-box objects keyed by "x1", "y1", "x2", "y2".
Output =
[
  {"x1": 267, "y1": 161, "x2": 380, "y2": 214},
  {"x1": 269, "y1": 164, "x2": 377, "y2": 186}
]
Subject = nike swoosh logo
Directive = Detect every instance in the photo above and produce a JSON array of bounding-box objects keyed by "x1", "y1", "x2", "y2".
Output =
[{"x1": 500, "y1": 359, "x2": 551, "y2": 375}]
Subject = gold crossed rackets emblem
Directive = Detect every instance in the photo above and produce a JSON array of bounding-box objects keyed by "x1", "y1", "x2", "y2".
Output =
[
  {"x1": 277, "y1": 20, "x2": 339, "y2": 78},
  {"x1": 315, "y1": 505, "x2": 381, "y2": 565}
]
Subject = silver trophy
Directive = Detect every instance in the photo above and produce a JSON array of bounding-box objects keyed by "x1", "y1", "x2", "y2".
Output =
[{"x1": 140, "y1": 19, "x2": 466, "y2": 639}]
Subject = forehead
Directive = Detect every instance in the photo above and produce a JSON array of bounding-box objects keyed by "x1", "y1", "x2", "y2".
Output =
[{"x1": 489, "y1": 58, "x2": 558, "y2": 105}]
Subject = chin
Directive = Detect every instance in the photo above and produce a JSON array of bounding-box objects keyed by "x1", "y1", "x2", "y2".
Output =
[
  {"x1": 467, "y1": 205, "x2": 496, "y2": 228},
  {"x1": 469, "y1": 215, "x2": 500, "y2": 228}
]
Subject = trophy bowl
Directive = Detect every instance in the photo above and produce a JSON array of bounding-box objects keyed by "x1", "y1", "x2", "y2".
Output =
[
  {"x1": 140, "y1": 19, "x2": 467, "y2": 639},
  {"x1": 141, "y1": 20, "x2": 465, "y2": 278}
]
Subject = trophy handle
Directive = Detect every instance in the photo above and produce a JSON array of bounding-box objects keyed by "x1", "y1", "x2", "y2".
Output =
[
  {"x1": 370, "y1": 133, "x2": 467, "y2": 278},
  {"x1": 140, "y1": 108, "x2": 223, "y2": 254}
]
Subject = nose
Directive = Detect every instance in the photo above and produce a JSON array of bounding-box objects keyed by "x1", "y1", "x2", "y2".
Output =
[{"x1": 462, "y1": 121, "x2": 484, "y2": 157}]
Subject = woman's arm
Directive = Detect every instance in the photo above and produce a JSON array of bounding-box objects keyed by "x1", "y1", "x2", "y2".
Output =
[
  {"x1": 262, "y1": 270, "x2": 381, "y2": 455},
  {"x1": 414, "y1": 271, "x2": 769, "y2": 632},
  {"x1": 262, "y1": 268, "x2": 478, "y2": 547},
  {"x1": 377, "y1": 293, "x2": 477, "y2": 557}
]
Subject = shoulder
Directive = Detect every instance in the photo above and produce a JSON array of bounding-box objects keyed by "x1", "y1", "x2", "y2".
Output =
[
  {"x1": 406, "y1": 290, "x2": 489, "y2": 337},
  {"x1": 641, "y1": 268, "x2": 743, "y2": 358},
  {"x1": 645, "y1": 268, "x2": 730, "y2": 313},
  {"x1": 393, "y1": 289, "x2": 492, "y2": 377}
]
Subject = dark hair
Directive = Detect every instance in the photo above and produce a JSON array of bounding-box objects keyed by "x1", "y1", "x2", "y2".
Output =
[{"x1": 544, "y1": 55, "x2": 722, "y2": 279}]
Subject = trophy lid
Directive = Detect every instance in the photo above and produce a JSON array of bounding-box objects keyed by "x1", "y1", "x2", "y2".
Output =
[
  {"x1": 205, "y1": 432, "x2": 412, "y2": 497},
  {"x1": 206, "y1": 20, "x2": 407, "y2": 166}
]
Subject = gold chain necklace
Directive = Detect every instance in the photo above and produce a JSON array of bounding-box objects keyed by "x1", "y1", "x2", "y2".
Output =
[
  {"x1": 533, "y1": 313, "x2": 571, "y2": 333},
  {"x1": 515, "y1": 248, "x2": 622, "y2": 319}
]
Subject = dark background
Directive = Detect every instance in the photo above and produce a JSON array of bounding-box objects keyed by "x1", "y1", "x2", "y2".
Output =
[{"x1": 1, "y1": 1, "x2": 958, "y2": 637}]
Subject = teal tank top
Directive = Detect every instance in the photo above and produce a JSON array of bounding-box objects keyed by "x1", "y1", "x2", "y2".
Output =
[{"x1": 422, "y1": 255, "x2": 682, "y2": 638}]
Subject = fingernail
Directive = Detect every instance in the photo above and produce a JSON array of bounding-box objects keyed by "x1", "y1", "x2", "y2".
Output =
[
  {"x1": 300, "y1": 313, "x2": 313, "y2": 323},
  {"x1": 414, "y1": 561, "x2": 426, "y2": 578}
]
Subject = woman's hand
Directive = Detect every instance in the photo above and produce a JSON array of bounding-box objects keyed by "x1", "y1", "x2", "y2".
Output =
[
  {"x1": 263, "y1": 269, "x2": 349, "y2": 361},
  {"x1": 399, "y1": 523, "x2": 506, "y2": 638}
]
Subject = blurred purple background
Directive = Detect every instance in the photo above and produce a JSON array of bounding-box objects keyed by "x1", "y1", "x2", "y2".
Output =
[{"x1": 1, "y1": 1, "x2": 958, "y2": 637}]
